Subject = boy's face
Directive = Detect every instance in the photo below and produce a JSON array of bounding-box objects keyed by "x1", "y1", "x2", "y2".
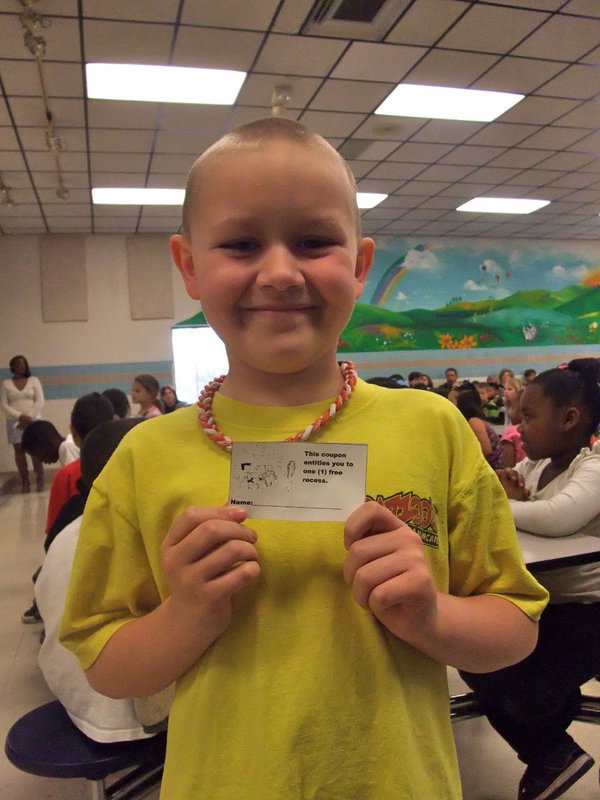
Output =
[{"x1": 171, "y1": 140, "x2": 374, "y2": 381}]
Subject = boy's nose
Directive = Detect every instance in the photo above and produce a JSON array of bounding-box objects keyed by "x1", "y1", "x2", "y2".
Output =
[{"x1": 255, "y1": 245, "x2": 305, "y2": 290}]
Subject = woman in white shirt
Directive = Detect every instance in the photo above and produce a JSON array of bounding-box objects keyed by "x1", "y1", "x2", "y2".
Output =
[{"x1": 0, "y1": 355, "x2": 45, "y2": 492}]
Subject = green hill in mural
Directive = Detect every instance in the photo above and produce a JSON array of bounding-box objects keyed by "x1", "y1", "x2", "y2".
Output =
[{"x1": 339, "y1": 285, "x2": 600, "y2": 351}]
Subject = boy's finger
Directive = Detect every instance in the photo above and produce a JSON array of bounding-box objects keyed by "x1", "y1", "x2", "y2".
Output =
[
  {"x1": 163, "y1": 504, "x2": 248, "y2": 547},
  {"x1": 344, "y1": 500, "x2": 402, "y2": 550}
]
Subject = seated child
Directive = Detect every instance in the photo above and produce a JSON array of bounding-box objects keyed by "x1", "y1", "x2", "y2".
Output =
[
  {"x1": 501, "y1": 388, "x2": 526, "y2": 468},
  {"x1": 22, "y1": 420, "x2": 79, "y2": 467},
  {"x1": 21, "y1": 392, "x2": 114, "y2": 625},
  {"x1": 36, "y1": 418, "x2": 172, "y2": 741},
  {"x1": 484, "y1": 380, "x2": 505, "y2": 425},
  {"x1": 102, "y1": 387, "x2": 131, "y2": 419},
  {"x1": 461, "y1": 358, "x2": 600, "y2": 800},
  {"x1": 450, "y1": 381, "x2": 504, "y2": 469},
  {"x1": 132, "y1": 374, "x2": 162, "y2": 419},
  {"x1": 60, "y1": 118, "x2": 547, "y2": 800}
]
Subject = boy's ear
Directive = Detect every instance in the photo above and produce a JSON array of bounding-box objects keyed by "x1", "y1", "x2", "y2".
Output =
[
  {"x1": 170, "y1": 234, "x2": 200, "y2": 301},
  {"x1": 354, "y1": 237, "x2": 375, "y2": 299}
]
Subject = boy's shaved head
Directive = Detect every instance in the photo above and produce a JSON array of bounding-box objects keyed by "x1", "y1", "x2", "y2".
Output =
[{"x1": 181, "y1": 117, "x2": 360, "y2": 238}]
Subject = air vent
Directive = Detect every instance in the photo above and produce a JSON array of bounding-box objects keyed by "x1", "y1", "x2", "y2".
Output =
[{"x1": 303, "y1": 0, "x2": 412, "y2": 41}]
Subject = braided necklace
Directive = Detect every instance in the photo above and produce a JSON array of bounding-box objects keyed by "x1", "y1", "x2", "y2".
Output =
[{"x1": 197, "y1": 360, "x2": 357, "y2": 452}]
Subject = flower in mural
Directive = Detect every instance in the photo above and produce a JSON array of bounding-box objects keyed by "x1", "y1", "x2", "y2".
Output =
[
  {"x1": 456, "y1": 334, "x2": 478, "y2": 349},
  {"x1": 438, "y1": 333, "x2": 454, "y2": 349}
]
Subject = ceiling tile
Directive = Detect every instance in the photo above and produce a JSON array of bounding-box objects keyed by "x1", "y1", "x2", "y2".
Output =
[
  {"x1": 180, "y1": 0, "x2": 280, "y2": 29},
  {"x1": 87, "y1": 100, "x2": 160, "y2": 129},
  {"x1": 466, "y1": 123, "x2": 541, "y2": 147},
  {"x1": 83, "y1": 19, "x2": 174, "y2": 62},
  {"x1": 389, "y1": 142, "x2": 455, "y2": 161},
  {"x1": 438, "y1": 145, "x2": 506, "y2": 166},
  {"x1": 534, "y1": 151, "x2": 596, "y2": 170},
  {"x1": 366, "y1": 162, "x2": 428, "y2": 180},
  {"x1": 462, "y1": 166, "x2": 523, "y2": 183},
  {"x1": 18, "y1": 126, "x2": 87, "y2": 152},
  {"x1": 9, "y1": 97, "x2": 85, "y2": 128},
  {"x1": 83, "y1": 0, "x2": 181, "y2": 23},
  {"x1": 513, "y1": 14, "x2": 600, "y2": 61},
  {"x1": 487, "y1": 148, "x2": 558, "y2": 168},
  {"x1": 410, "y1": 120, "x2": 485, "y2": 144},
  {"x1": 331, "y1": 42, "x2": 426, "y2": 82},
  {"x1": 88, "y1": 128, "x2": 156, "y2": 152},
  {"x1": 498, "y1": 96, "x2": 579, "y2": 125},
  {"x1": 570, "y1": 130, "x2": 600, "y2": 154},
  {"x1": 386, "y1": 0, "x2": 469, "y2": 47},
  {"x1": 351, "y1": 116, "x2": 424, "y2": 141},
  {"x1": 172, "y1": 26, "x2": 264, "y2": 70},
  {"x1": 298, "y1": 110, "x2": 366, "y2": 138},
  {"x1": 517, "y1": 126, "x2": 591, "y2": 150},
  {"x1": 309, "y1": 79, "x2": 393, "y2": 114},
  {"x1": 536, "y1": 64, "x2": 600, "y2": 100},
  {"x1": 1, "y1": 60, "x2": 83, "y2": 98},
  {"x1": 403, "y1": 49, "x2": 499, "y2": 87},
  {"x1": 237, "y1": 74, "x2": 322, "y2": 109},
  {"x1": 438, "y1": 5, "x2": 549, "y2": 54},
  {"x1": 471, "y1": 56, "x2": 568, "y2": 94},
  {"x1": 552, "y1": 101, "x2": 600, "y2": 128},
  {"x1": 254, "y1": 33, "x2": 348, "y2": 77},
  {"x1": 90, "y1": 152, "x2": 150, "y2": 172}
]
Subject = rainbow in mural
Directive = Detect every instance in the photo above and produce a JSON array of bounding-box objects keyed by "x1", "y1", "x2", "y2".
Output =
[{"x1": 370, "y1": 244, "x2": 426, "y2": 306}]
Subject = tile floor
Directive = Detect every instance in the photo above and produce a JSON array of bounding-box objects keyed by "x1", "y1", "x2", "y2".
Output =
[{"x1": 0, "y1": 473, "x2": 597, "y2": 799}]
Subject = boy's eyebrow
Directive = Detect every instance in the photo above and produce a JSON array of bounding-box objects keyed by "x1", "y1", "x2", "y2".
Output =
[{"x1": 208, "y1": 214, "x2": 348, "y2": 234}]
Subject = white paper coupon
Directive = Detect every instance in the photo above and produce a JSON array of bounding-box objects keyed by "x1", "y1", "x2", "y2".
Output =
[{"x1": 228, "y1": 441, "x2": 368, "y2": 521}]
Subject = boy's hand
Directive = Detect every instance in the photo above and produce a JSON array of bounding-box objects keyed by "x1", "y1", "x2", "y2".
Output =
[
  {"x1": 495, "y1": 468, "x2": 530, "y2": 501},
  {"x1": 160, "y1": 505, "x2": 260, "y2": 639},
  {"x1": 343, "y1": 500, "x2": 437, "y2": 637}
]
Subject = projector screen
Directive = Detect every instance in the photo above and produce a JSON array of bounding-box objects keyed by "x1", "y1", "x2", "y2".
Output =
[{"x1": 171, "y1": 325, "x2": 229, "y2": 404}]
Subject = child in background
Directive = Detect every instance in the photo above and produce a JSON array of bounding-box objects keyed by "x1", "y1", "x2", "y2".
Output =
[
  {"x1": 102, "y1": 387, "x2": 131, "y2": 419},
  {"x1": 461, "y1": 358, "x2": 600, "y2": 800},
  {"x1": 160, "y1": 384, "x2": 188, "y2": 413},
  {"x1": 451, "y1": 381, "x2": 504, "y2": 469},
  {"x1": 21, "y1": 392, "x2": 114, "y2": 625},
  {"x1": 501, "y1": 388, "x2": 526, "y2": 468},
  {"x1": 21, "y1": 419, "x2": 79, "y2": 467},
  {"x1": 60, "y1": 118, "x2": 547, "y2": 800},
  {"x1": 132, "y1": 374, "x2": 162, "y2": 419},
  {"x1": 484, "y1": 379, "x2": 505, "y2": 425}
]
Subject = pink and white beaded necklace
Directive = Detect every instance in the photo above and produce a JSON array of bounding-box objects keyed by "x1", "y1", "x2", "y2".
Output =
[{"x1": 197, "y1": 360, "x2": 357, "y2": 452}]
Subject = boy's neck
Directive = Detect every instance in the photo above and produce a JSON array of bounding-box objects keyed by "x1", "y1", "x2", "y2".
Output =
[{"x1": 218, "y1": 358, "x2": 347, "y2": 407}]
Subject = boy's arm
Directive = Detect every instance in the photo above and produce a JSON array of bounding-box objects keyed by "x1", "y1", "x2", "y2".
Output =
[
  {"x1": 344, "y1": 502, "x2": 539, "y2": 674},
  {"x1": 85, "y1": 505, "x2": 260, "y2": 698}
]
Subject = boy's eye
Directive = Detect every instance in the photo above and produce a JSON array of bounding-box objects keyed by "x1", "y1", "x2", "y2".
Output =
[
  {"x1": 220, "y1": 240, "x2": 259, "y2": 253},
  {"x1": 298, "y1": 237, "x2": 336, "y2": 251}
]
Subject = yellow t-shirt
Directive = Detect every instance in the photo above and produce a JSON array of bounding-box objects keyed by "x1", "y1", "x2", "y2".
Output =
[{"x1": 60, "y1": 380, "x2": 547, "y2": 800}]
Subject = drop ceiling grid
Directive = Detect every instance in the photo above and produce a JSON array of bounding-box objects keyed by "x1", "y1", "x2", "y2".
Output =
[{"x1": 0, "y1": 0, "x2": 598, "y2": 236}]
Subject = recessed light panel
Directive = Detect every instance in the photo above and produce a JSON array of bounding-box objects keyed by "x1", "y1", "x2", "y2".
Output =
[
  {"x1": 92, "y1": 188, "x2": 185, "y2": 205},
  {"x1": 357, "y1": 192, "x2": 388, "y2": 209},
  {"x1": 375, "y1": 83, "x2": 524, "y2": 122},
  {"x1": 457, "y1": 198, "x2": 550, "y2": 214},
  {"x1": 86, "y1": 63, "x2": 246, "y2": 104}
]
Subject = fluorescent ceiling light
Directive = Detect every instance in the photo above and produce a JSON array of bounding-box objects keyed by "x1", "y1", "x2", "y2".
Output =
[
  {"x1": 86, "y1": 63, "x2": 246, "y2": 104},
  {"x1": 375, "y1": 83, "x2": 523, "y2": 122},
  {"x1": 457, "y1": 198, "x2": 550, "y2": 214},
  {"x1": 92, "y1": 188, "x2": 185, "y2": 205},
  {"x1": 357, "y1": 192, "x2": 387, "y2": 209}
]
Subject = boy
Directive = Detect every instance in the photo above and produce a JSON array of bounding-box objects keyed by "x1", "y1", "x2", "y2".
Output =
[
  {"x1": 21, "y1": 419, "x2": 80, "y2": 467},
  {"x1": 60, "y1": 119, "x2": 547, "y2": 800},
  {"x1": 485, "y1": 379, "x2": 505, "y2": 426}
]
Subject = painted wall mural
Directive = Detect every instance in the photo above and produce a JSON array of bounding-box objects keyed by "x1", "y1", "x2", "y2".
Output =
[{"x1": 339, "y1": 237, "x2": 600, "y2": 352}]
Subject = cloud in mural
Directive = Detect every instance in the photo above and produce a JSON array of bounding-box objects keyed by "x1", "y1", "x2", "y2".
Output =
[
  {"x1": 465, "y1": 279, "x2": 488, "y2": 292},
  {"x1": 509, "y1": 250, "x2": 522, "y2": 265},
  {"x1": 396, "y1": 291, "x2": 407, "y2": 300},
  {"x1": 551, "y1": 263, "x2": 589, "y2": 282}
]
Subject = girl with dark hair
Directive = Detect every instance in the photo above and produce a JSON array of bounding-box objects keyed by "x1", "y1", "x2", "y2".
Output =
[
  {"x1": 1, "y1": 355, "x2": 45, "y2": 492},
  {"x1": 461, "y1": 358, "x2": 600, "y2": 800},
  {"x1": 449, "y1": 381, "x2": 503, "y2": 469},
  {"x1": 160, "y1": 385, "x2": 188, "y2": 413},
  {"x1": 131, "y1": 374, "x2": 162, "y2": 419}
]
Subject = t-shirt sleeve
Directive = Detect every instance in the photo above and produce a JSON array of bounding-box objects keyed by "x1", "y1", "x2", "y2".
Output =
[
  {"x1": 447, "y1": 458, "x2": 548, "y2": 621},
  {"x1": 59, "y1": 446, "x2": 162, "y2": 670}
]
